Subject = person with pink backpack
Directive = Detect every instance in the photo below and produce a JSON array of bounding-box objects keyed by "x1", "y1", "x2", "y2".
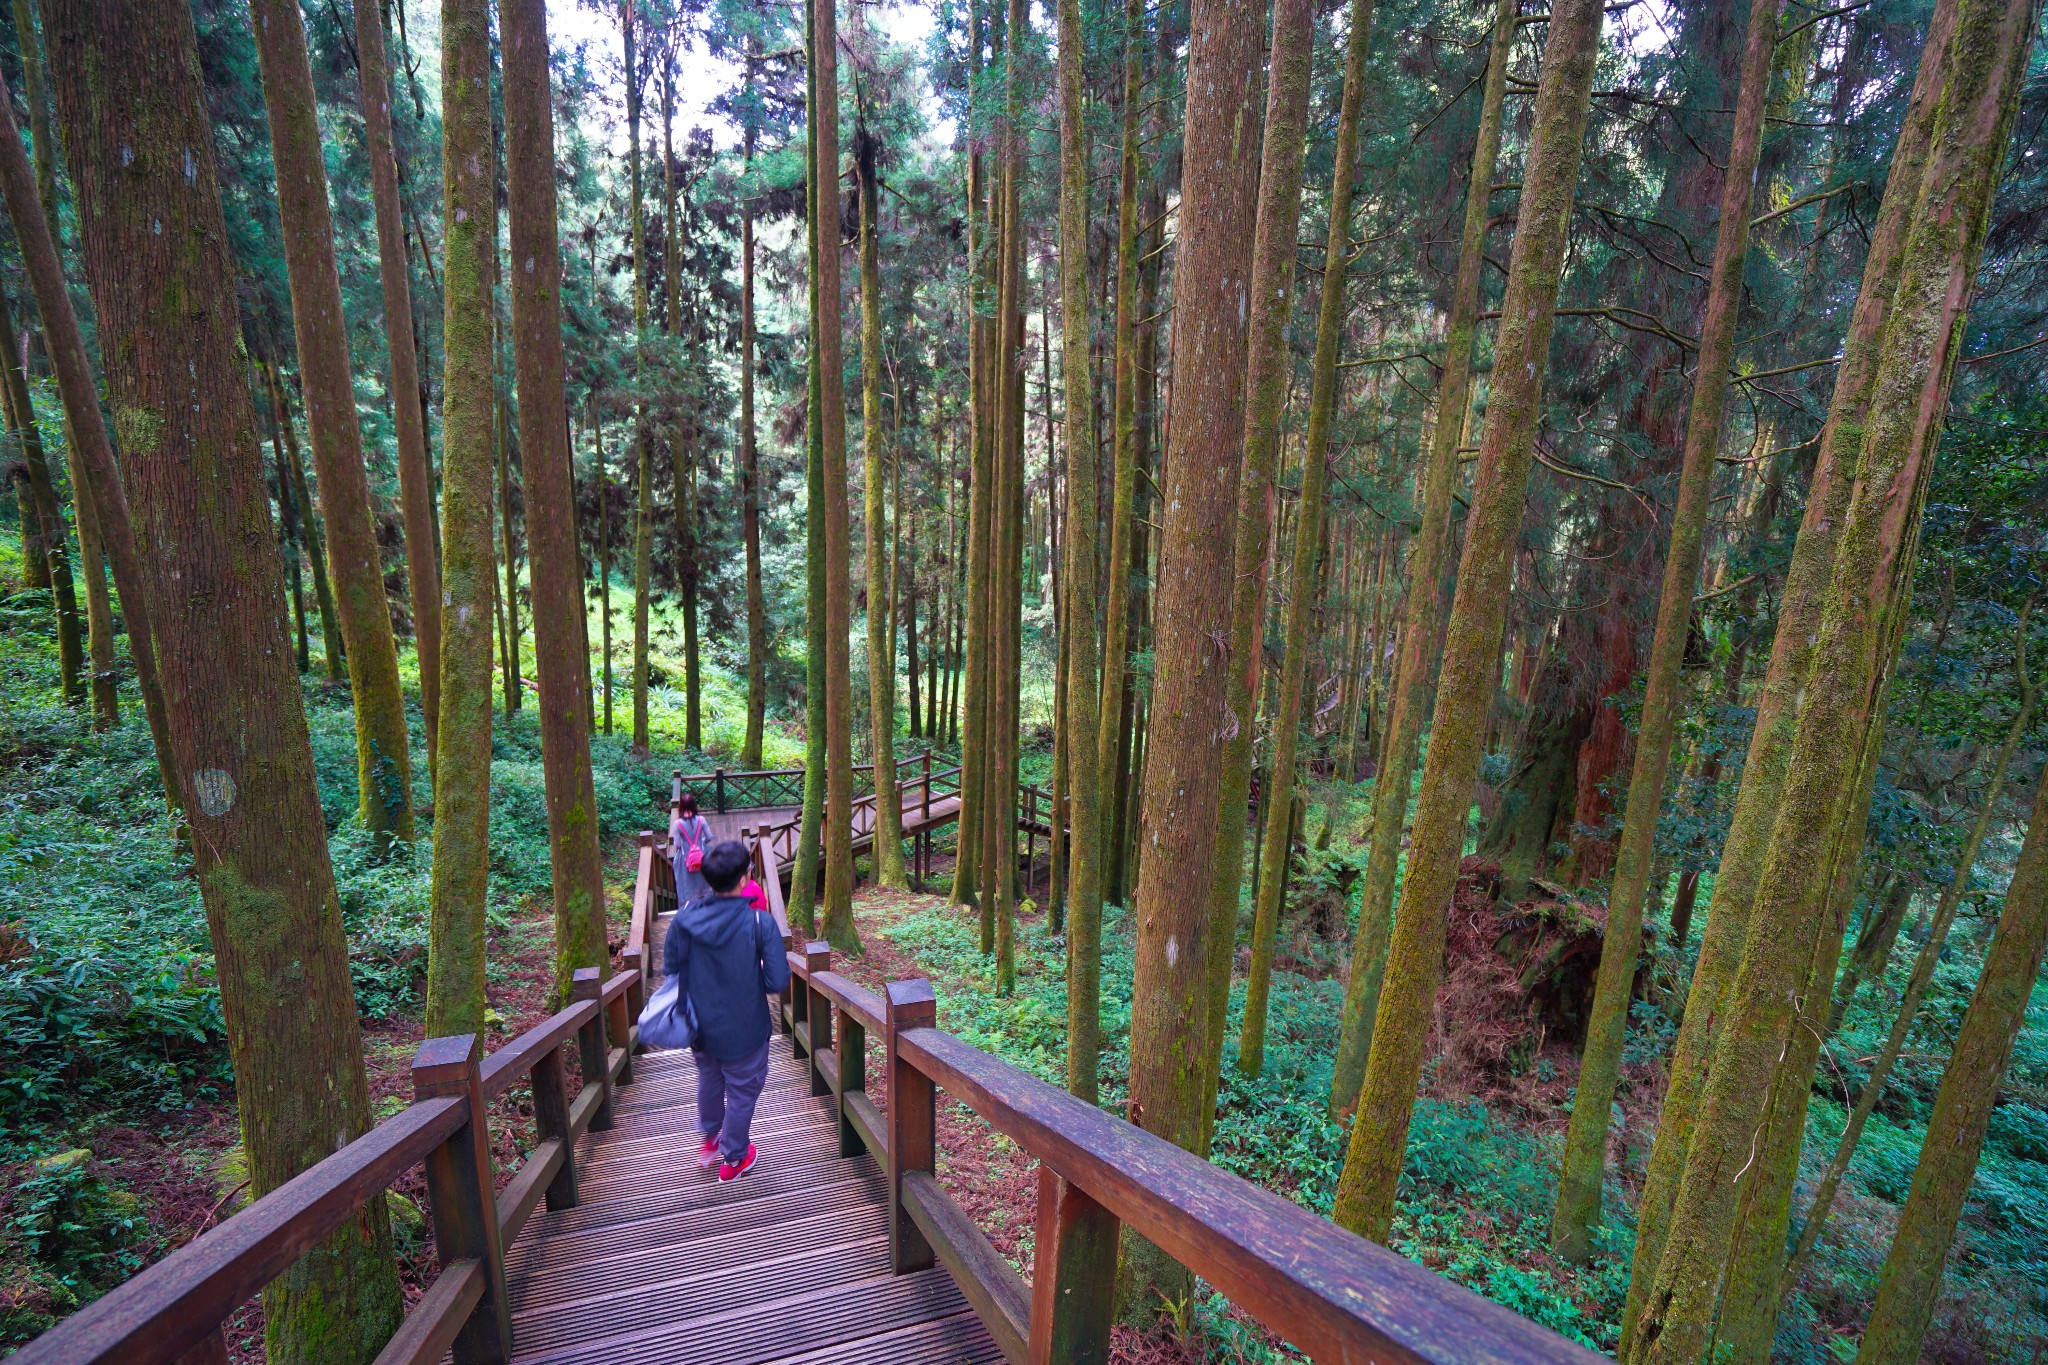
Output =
[{"x1": 671, "y1": 792, "x2": 715, "y2": 906}]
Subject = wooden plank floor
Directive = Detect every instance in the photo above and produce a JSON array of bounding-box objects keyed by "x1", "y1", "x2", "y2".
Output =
[{"x1": 503, "y1": 1041, "x2": 1001, "y2": 1365}]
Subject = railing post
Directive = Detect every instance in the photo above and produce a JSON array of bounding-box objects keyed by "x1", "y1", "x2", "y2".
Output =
[
  {"x1": 171, "y1": 1327, "x2": 228, "y2": 1365},
  {"x1": 781, "y1": 931, "x2": 799, "y2": 1041},
  {"x1": 921, "y1": 747, "x2": 932, "y2": 819},
  {"x1": 412, "y1": 1034, "x2": 512, "y2": 1365},
  {"x1": 530, "y1": 1042, "x2": 579, "y2": 1211},
  {"x1": 803, "y1": 941, "x2": 832, "y2": 1097},
  {"x1": 571, "y1": 968, "x2": 614, "y2": 1132},
  {"x1": 835, "y1": 991, "x2": 866, "y2": 1159},
  {"x1": 884, "y1": 979, "x2": 936, "y2": 1274},
  {"x1": 605, "y1": 974, "x2": 635, "y2": 1087},
  {"x1": 1026, "y1": 1165, "x2": 1120, "y2": 1364},
  {"x1": 715, "y1": 767, "x2": 727, "y2": 813}
]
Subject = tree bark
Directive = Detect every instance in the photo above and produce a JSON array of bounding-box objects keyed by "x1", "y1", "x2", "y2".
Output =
[
  {"x1": 354, "y1": 0, "x2": 441, "y2": 762},
  {"x1": 1623, "y1": 0, "x2": 2035, "y2": 1349},
  {"x1": 426, "y1": 0, "x2": 497, "y2": 1040},
  {"x1": 1055, "y1": 0, "x2": 1104, "y2": 1095},
  {"x1": 503, "y1": 0, "x2": 609, "y2": 1004},
  {"x1": 248, "y1": 0, "x2": 415, "y2": 847},
  {"x1": 1331, "y1": 0, "x2": 1604, "y2": 1243},
  {"x1": 1617, "y1": 2, "x2": 1958, "y2": 1337},
  {"x1": 44, "y1": 1, "x2": 403, "y2": 1352},
  {"x1": 0, "y1": 278, "x2": 82, "y2": 705},
  {"x1": 740, "y1": 70, "x2": 767, "y2": 770},
  {"x1": 790, "y1": 0, "x2": 827, "y2": 937},
  {"x1": 1855, "y1": 774, "x2": 2048, "y2": 1365},
  {"x1": 1231, "y1": 0, "x2": 1361, "y2": 1089},
  {"x1": 1331, "y1": 0, "x2": 1515, "y2": 1117},
  {"x1": 499, "y1": 391, "x2": 523, "y2": 715},
  {"x1": 1121, "y1": 0, "x2": 1265, "y2": 1313},
  {"x1": 267, "y1": 367, "x2": 346, "y2": 681},
  {"x1": 0, "y1": 64, "x2": 176, "y2": 799},
  {"x1": 815, "y1": 0, "x2": 859, "y2": 952},
  {"x1": 623, "y1": 0, "x2": 652, "y2": 752},
  {"x1": 1547, "y1": 0, "x2": 1781, "y2": 1264},
  {"x1": 857, "y1": 115, "x2": 907, "y2": 889}
]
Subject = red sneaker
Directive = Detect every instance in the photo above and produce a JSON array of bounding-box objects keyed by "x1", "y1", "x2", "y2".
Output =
[
  {"x1": 717, "y1": 1144, "x2": 758, "y2": 1183},
  {"x1": 697, "y1": 1134, "x2": 719, "y2": 1169}
]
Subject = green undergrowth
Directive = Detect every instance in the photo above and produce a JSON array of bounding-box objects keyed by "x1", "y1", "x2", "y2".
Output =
[
  {"x1": 0, "y1": 592, "x2": 700, "y2": 1344},
  {"x1": 877, "y1": 899, "x2": 1628, "y2": 1357}
]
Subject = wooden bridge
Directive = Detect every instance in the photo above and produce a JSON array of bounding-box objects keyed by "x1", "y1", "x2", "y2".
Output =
[{"x1": 16, "y1": 772, "x2": 1607, "y2": 1365}]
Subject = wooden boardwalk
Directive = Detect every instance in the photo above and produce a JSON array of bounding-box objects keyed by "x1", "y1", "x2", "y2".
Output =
[{"x1": 502, "y1": 1025, "x2": 1000, "y2": 1364}]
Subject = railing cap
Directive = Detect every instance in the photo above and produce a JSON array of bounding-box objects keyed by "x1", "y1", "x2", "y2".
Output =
[
  {"x1": 571, "y1": 966, "x2": 603, "y2": 1000},
  {"x1": 412, "y1": 1033, "x2": 481, "y2": 1096},
  {"x1": 885, "y1": 977, "x2": 937, "y2": 1028}
]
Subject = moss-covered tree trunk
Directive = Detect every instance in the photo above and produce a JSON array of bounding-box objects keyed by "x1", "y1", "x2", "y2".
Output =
[
  {"x1": 0, "y1": 65, "x2": 177, "y2": 803},
  {"x1": 1231, "y1": 0, "x2": 1364, "y2": 1088},
  {"x1": 354, "y1": 0, "x2": 440, "y2": 763},
  {"x1": 789, "y1": 0, "x2": 827, "y2": 937},
  {"x1": 740, "y1": 69, "x2": 767, "y2": 770},
  {"x1": 248, "y1": 0, "x2": 414, "y2": 848},
  {"x1": 1120, "y1": 0, "x2": 1265, "y2": 1314},
  {"x1": 425, "y1": 0, "x2": 497, "y2": 1041},
  {"x1": 0, "y1": 280, "x2": 82, "y2": 706},
  {"x1": 1054, "y1": 0, "x2": 1104, "y2": 1093},
  {"x1": 1547, "y1": 0, "x2": 1780, "y2": 1264},
  {"x1": 1617, "y1": 4, "x2": 1958, "y2": 1337},
  {"x1": 266, "y1": 366, "x2": 346, "y2": 681},
  {"x1": 622, "y1": 0, "x2": 651, "y2": 753},
  {"x1": 949, "y1": 2, "x2": 993, "y2": 914},
  {"x1": 1780, "y1": 630, "x2": 2030, "y2": 1298},
  {"x1": 44, "y1": 1, "x2": 403, "y2": 1353},
  {"x1": 857, "y1": 118, "x2": 907, "y2": 889},
  {"x1": 1330, "y1": 0, "x2": 1514, "y2": 1114},
  {"x1": 503, "y1": 0, "x2": 609, "y2": 1004},
  {"x1": 1331, "y1": 0, "x2": 1604, "y2": 1243},
  {"x1": 1623, "y1": 0, "x2": 2033, "y2": 1351},
  {"x1": 815, "y1": 0, "x2": 859, "y2": 952},
  {"x1": 1855, "y1": 773, "x2": 2048, "y2": 1365},
  {"x1": 498, "y1": 394, "x2": 523, "y2": 715}
]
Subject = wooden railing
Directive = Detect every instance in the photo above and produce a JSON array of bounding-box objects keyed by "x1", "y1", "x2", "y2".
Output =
[
  {"x1": 747, "y1": 752, "x2": 965, "y2": 876},
  {"x1": 772, "y1": 943, "x2": 1606, "y2": 1365},
  {"x1": 15, "y1": 965, "x2": 645, "y2": 1365},
  {"x1": 671, "y1": 752, "x2": 933, "y2": 814}
]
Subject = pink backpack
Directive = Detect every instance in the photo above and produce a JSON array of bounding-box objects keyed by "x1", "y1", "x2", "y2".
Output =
[{"x1": 676, "y1": 817, "x2": 706, "y2": 873}]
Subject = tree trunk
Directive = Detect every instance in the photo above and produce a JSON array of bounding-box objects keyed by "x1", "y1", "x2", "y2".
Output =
[
  {"x1": 1548, "y1": 0, "x2": 1781, "y2": 1264},
  {"x1": 269, "y1": 390, "x2": 313, "y2": 673},
  {"x1": 0, "y1": 279, "x2": 82, "y2": 705},
  {"x1": 44, "y1": 1, "x2": 402, "y2": 1352},
  {"x1": 790, "y1": 0, "x2": 827, "y2": 937},
  {"x1": 0, "y1": 64, "x2": 176, "y2": 799},
  {"x1": 424, "y1": 0, "x2": 498, "y2": 1042},
  {"x1": 950, "y1": 7, "x2": 993, "y2": 913},
  {"x1": 1230, "y1": 0, "x2": 1359, "y2": 1088},
  {"x1": 1331, "y1": 0, "x2": 1604, "y2": 1242},
  {"x1": 1623, "y1": 0, "x2": 2034, "y2": 1349},
  {"x1": 1331, "y1": 0, "x2": 1516, "y2": 1116},
  {"x1": 623, "y1": 0, "x2": 651, "y2": 753},
  {"x1": 503, "y1": 0, "x2": 609, "y2": 1004},
  {"x1": 857, "y1": 116, "x2": 907, "y2": 888},
  {"x1": 1854, "y1": 774, "x2": 2048, "y2": 1365},
  {"x1": 1617, "y1": 2, "x2": 1958, "y2": 1337},
  {"x1": 1121, "y1": 0, "x2": 1266, "y2": 1314},
  {"x1": 1780, "y1": 641, "x2": 2030, "y2": 1299},
  {"x1": 1830, "y1": 872, "x2": 1915, "y2": 1033},
  {"x1": 740, "y1": 85, "x2": 767, "y2": 769},
  {"x1": 815, "y1": 0, "x2": 859, "y2": 952},
  {"x1": 248, "y1": 0, "x2": 415, "y2": 847},
  {"x1": 354, "y1": 0, "x2": 440, "y2": 762},
  {"x1": 267, "y1": 367, "x2": 346, "y2": 681},
  {"x1": 1055, "y1": 0, "x2": 1104, "y2": 1096},
  {"x1": 499, "y1": 392, "x2": 523, "y2": 715}
]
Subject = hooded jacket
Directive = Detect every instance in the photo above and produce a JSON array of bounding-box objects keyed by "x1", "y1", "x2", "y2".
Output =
[{"x1": 662, "y1": 891, "x2": 791, "y2": 1059}]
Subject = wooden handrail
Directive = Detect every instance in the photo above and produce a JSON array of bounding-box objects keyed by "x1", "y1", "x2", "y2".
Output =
[
  {"x1": 17, "y1": 966, "x2": 643, "y2": 1365},
  {"x1": 779, "y1": 944, "x2": 1605, "y2": 1365}
]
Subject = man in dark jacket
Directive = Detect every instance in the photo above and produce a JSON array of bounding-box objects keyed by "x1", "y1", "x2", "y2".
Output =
[{"x1": 662, "y1": 839, "x2": 791, "y2": 1181}]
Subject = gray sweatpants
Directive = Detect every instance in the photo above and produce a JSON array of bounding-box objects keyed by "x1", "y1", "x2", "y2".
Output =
[{"x1": 693, "y1": 1039, "x2": 771, "y2": 1164}]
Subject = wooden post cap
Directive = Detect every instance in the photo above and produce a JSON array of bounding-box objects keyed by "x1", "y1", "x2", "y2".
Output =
[
  {"x1": 411, "y1": 1033, "x2": 481, "y2": 1096},
  {"x1": 571, "y1": 966, "x2": 603, "y2": 1000},
  {"x1": 639, "y1": 829, "x2": 654, "y2": 848},
  {"x1": 885, "y1": 978, "x2": 936, "y2": 1027},
  {"x1": 804, "y1": 941, "x2": 832, "y2": 973}
]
